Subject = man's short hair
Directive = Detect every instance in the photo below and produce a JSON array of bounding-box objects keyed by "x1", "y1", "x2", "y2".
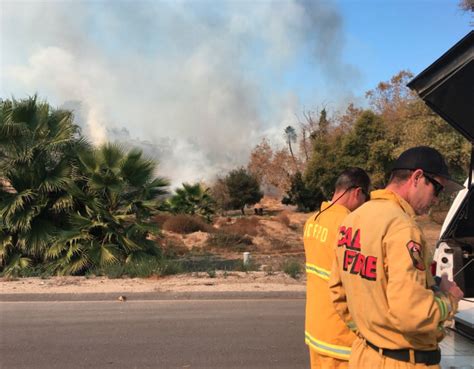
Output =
[
  {"x1": 335, "y1": 167, "x2": 370, "y2": 194},
  {"x1": 388, "y1": 169, "x2": 413, "y2": 184}
]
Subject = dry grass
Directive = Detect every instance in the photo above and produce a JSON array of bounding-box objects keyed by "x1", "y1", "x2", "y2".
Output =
[
  {"x1": 275, "y1": 212, "x2": 291, "y2": 227},
  {"x1": 161, "y1": 239, "x2": 189, "y2": 258},
  {"x1": 267, "y1": 237, "x2": 297, "y2": 251},
  {"x1": 206, "y1": 231, "x2": 254, "y2": 252},
  {"x1": 430, "y1": 210, "x2": 449, "y2": 225},
  {"x1": 220, "y1": 216, "x2": 260, "y2": 236},
  {"x1": 162, "y1": 214, "x2": 214, "y2": 234},
  {"x1": 153, "y1": 213, "x2": 171, "y2": 228}
]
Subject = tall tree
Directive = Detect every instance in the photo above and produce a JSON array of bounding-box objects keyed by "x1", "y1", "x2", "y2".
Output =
[
  {"x1": 225, "y1": 168, "x2": 263, "y2": 215},
  {"x1": 459, "y1": 0, "x2": 474, "y2": 12},
  {"x1": 341, "y1": 110, "x2": 391, "y2": 187},
  {"x1": 366, "y1": 70, "x2": 470, "y2": 182},
  {"x1": 247, "y1": 139, "x2": 294, "y2": 196},
  {"x1": 282, "y1": 172, "x2": 323, "y2": 211},
  {"x1": 284, "y1": 125, "x2": 299, "y2": 171},
  {"x1": 210, "y1": 176, "x2": 231, "y2": 214}
]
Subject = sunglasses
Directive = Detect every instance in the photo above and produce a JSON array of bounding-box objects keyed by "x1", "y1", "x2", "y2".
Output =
[{"x1": 424, "y1": 174, "x2": 444, "y2": 197}]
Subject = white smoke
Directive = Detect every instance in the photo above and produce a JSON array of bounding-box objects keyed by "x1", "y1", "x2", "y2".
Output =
[{"x1": 1, "y1": 0, "x2": 359, "y2": 186}]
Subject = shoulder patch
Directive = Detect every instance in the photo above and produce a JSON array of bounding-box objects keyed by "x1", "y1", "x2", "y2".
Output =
[{"x1": 406, "y1": 241, "x2": 425, "y2": 271}]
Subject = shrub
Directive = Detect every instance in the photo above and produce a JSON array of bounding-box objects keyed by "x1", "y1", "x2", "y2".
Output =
[
  {"x1": 282, "y1": 259, "x2": 302, "y2": 279},
  {"x1": 206, "y1": 231, "x2": 253, "y2": 251},
  {"x1": 162, "y1": 214, "x2": 213, "y2": 234},
  {"x1": 3, "y1": 264, "x2": 54, "y2": 278},
  {"x1": 263, "y1": 265, "x2": 275, "y2": 276},
  {"x1": 275, "y1": 213, "x2": 291, "y2": 227},
  {"x1": 156, "y1": 259, "x2": 183, "y2": 276},
  {"x1": 153, "y1": 213, "x2": 171, "y2": 228},
  {"x1": 90, "y1": 257, "x2": 182, "y2": 278},
  {"x1": 168, "y1": 183, "x2": 216, "y2": 221},
  {"x1": 267, "y1": 237, "x2": 297, "y2": 251},
  {"x1": 220, "y1": 217, "x2": 260, "y2": 236},
  {"x1": 161, "y1": 239, "x2": 189, "y2": 258},
  {"x1": 235, "y1": 259, "x2": 259, "y2": 272}
]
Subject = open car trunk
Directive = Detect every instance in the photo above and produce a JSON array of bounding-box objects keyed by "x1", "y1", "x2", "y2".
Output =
[
  {"x1": 408, "y1": 31, "x2": 474, "y2": 338},
  {"x1": 408, "y1": 29, "x2": 473, "y2": 255},
  {"x1": 439, "y1": 185, "x2": 474, "y2": 298},
  {"x1": 407, "y1": 31, "x2": 474, "y2": 144}
]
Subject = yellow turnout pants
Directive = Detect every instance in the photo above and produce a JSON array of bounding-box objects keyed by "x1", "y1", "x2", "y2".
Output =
[{"x1": 310, "y1": 348, "x2": 348, "y2": 369}]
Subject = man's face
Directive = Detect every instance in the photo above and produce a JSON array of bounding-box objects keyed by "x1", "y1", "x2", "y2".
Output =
[{"x1": 410, "y1": 171, "x2": 445, "y2": 215}]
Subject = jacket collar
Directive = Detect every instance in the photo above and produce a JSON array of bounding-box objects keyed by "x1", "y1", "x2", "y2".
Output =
[
  {"x1": 320, "y1": 201, "x2": 350, "y2": 214},
  {"x1": 370, "y1": 189, "x2": 416, "y2": 218}
]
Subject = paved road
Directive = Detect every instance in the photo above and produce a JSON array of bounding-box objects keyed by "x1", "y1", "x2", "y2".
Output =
[{"x1": 0, "y1": 298, "x2": 308, "y2": 369}]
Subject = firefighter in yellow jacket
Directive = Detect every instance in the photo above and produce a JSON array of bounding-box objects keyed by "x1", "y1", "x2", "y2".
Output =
[
  {"x1": 329, "y1": 146, "x2": 464, "y2": 369},
  {"x1": 304, "y1": 167, "x2": 370, "y2": 369}
]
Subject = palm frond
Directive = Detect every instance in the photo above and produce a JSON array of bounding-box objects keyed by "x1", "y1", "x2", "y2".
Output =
[
  {"x1": 4, "y1": 205, "x2": 38, "y2": 233},
  {"x1": 100, "y1": 143, "x2": 125, "y2": 170},
  {"x1": 51, "y1": 194, "x2": 75, "y2": 213},
  {"x1": 2, "y1": 253, "x2": 32, "y2": 277},
  {"x1": 39, "y1": 160, "x2": 72, "y2": 193},
  {"x1": 17, "y1": 218, "x2": 57, "y2": 256},
  {"x1": 56, "y1": 251, "x2": 89, "y2": 275},
  {"x1": 47, "y1": 230, "x2": 92, "y2": 259},
  {"x1": 126, "y1": 221, "x2": 159, "y2": 238},
  {"x1": 90, "y1": 243, "x2": 120, "y2": 266},
  {"x1": 0, "y1": 231, "x2": 14, "y2": 264},
  {"x1": 117, "y1": 234, "x2": 143, "y2": 252}
]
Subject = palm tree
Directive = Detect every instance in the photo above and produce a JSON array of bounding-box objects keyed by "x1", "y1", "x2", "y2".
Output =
[
  {"x1": 284, "y1": 125, "x2": 299, "y2": 171},
  {"x1": 168, "y1": 183, "x2": 215, "y2": 221},
  {"x1": 48, "y1": 143, "x2": 169, "y2": 275},
  {"x1": 0, "y1": 96, "x2": 84, "y2": 275}
]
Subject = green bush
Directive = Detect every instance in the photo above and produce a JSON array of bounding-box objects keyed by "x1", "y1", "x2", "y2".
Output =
[
  {"x1": 282, "y1": 259, "x2": 302, "y2": 279},
  {"x1": 90, "y1": 257, "x2": 182, "y2": 278},
  {"x1": 168, "y1": 183, "x2": 216, "y2": 221},
  {"x1": 206, "y1": 269, "x2": 217, "y2": 278}
]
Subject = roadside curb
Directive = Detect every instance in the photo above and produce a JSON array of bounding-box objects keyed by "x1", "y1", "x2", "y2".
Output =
[{"x1": 0, "y1": 290, "x2": 306, "y2": 302}]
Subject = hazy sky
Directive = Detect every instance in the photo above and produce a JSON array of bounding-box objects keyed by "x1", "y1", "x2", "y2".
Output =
[{"x1": 1, "y1": 0, "x2": 471, "y2": 187}]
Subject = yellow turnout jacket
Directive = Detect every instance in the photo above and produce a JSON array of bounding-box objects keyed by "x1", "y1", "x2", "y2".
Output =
[
  {"x1": 304, "y1": 202, "x2": 356, "y2": 360},
  {"x1": 329, "y1": 189, "x2": 456, "y2": 351}
]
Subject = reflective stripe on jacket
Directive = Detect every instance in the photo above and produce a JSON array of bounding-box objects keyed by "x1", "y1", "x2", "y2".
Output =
[
  {"x1": 329, "y1": 189, "x2": 455, "y2": 351},
  {"x1": 304, "y1": 202, "x2": 355, "y2": 360}
]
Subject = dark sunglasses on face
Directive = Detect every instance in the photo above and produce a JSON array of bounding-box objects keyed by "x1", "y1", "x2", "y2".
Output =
[{"x1": 424, "y1": 174, "x2": 444, "y2": 197}]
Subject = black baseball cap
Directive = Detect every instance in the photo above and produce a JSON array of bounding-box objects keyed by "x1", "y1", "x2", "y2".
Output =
[{"x1": 391, "y1": 146, "x2": 464, "y2": 193}]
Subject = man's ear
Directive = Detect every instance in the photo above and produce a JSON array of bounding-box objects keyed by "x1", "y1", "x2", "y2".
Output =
[{"x1": 412, "y1": 169, "x2": 423, "y2": 183}]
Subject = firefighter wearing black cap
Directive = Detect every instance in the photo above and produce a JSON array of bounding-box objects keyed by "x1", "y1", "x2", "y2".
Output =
[{"x1": 329, "y1": 146, "x2": 464, "y2": 369}]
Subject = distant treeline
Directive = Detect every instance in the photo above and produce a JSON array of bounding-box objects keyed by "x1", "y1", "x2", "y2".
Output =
[{"x1": 247, "y1": 71, "x2": 470, "y2": 210}]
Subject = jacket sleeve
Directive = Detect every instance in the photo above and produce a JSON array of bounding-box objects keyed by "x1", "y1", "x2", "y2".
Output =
[
  {"x1": 384, "y1": 223, "x2": 454, "y2": 335},
  {"x1": 329, "y1": 251, "x2": 357, "y2": 333}
]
